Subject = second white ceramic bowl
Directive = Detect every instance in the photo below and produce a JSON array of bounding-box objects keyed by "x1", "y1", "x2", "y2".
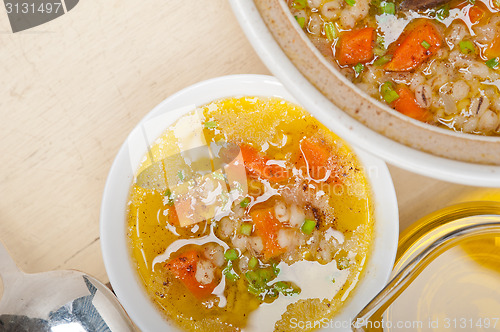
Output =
[{"x1": 229, "y1": 0, "x2": 500, "y2": 187}]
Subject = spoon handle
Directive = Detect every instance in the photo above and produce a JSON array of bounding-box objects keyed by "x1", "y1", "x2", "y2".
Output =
[{"x1": 0, "y1": 240, "x2": 21, "y2": 276}]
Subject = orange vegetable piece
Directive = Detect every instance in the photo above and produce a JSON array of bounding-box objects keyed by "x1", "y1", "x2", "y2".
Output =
[
  {"x1": 468, "y1": 5, "x2": 484, "y2": 24},
  {"x1": 299, "y1": 138, "x2": 338, "y2": 182},
  {"x1": 485, "y1": 35, "x2": 500, "y2": 59},
  {"x1": 171, "y1": 197, "x2": 197, "y2": 227},
  {"x1": 391, "y1": 86, "x2": 433, "y2": 122},
  {"x1": 384, "y1": 20, "x2": 442, "y2": 72},
  {"x1": 301, "y1": 138, "x2": 329, "y2": 166},
  {"x1": 165, "y1": 249, "x2": 216, "y2": 299},
  {"x1": 478, "y1": 0, "x2": 499, "y2": 58},
  {"x1": 165, "y1": 204, "x2": 180, "y2": 226},
  {"x1": 240, "y1": 144, "x2": 288, "y2": 182},
  {"x1": 251, "y1": 208, "x2": 286, "y2": 260},
  {"x1": 337, "y1": 27, "x2": 375, "y2": 65}
]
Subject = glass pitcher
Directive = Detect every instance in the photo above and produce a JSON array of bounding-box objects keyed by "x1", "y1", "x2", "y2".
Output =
[{"x1": 353, "y1": 201, "x2": 500, "y2": 332}]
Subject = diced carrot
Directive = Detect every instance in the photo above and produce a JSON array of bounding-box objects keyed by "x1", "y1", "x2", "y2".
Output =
[
  {"x1": 455, "y1": 1, "x2": 487, "y2": 25},
  {"x1": 165, "y1": 204, "x2": 180, "y2": 226},
  {"x1": 165, "y1": 249, "x2": 216, "y2": 299},
  {"x1": 299, "y1": 138, "x2": 338, "y2": 182},
  {"x1": 251, "y1": 208, "x2": 286, "y2": 260},
  {"x1": 171, "y1": 197, "x2": 196, "y2": 227},
  {"x1": 337, "y1": 27, "x2": 375, "y2": 65},
  {"x1": 468, "y1": 5, "x2": 484, "y2": 24},
  {"x1": 239, "y1": 144, "x2": 288, "y2": 182},
  {"x1": 384, "y1": 20, "x2": 442, "y2": 72},
  {"x1": 391, "y1": 86, "x2": 433, "y2": 122},
  {"x1": 485, "y1": 35, "x2": 500, "y2": 59},
  {"x1": 300, "y1": 138, "x2": 329, "y2": 166}
]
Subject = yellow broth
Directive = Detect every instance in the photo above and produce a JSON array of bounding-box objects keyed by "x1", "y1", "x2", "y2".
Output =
[{"x1": 127, "y1": 97, "x2": 374, "y2": 331}]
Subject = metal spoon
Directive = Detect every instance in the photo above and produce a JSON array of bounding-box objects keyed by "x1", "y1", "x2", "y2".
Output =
[{"x1": 0, "y1": 240, "x2": 136, "y2": 332}]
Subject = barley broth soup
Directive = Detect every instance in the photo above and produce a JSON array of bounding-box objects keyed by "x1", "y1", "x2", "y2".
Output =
[
  {"x1": 288, "y1": 0, "x2": 500, "y2": 135},
  {"x1": 127, "y1": 97, "x2": 374, "y2": 331}
]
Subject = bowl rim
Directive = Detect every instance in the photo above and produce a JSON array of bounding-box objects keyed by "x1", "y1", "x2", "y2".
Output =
[
  {"x1": 100, "y1": 74, "x2": 399, "y2": 332},
  {"x1": 229, "y1": 0, "x2": 500, "y2": 186}
]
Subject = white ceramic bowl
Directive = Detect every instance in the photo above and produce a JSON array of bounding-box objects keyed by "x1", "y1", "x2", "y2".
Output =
[
  {"x1": 229, "y1": 0, "x2": 500, "y2": 187},
  {"x1": 100, "y1": 75, "x2": 399, "y2": 332}
]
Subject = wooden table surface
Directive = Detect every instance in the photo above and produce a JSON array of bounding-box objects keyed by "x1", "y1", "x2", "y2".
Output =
[{"x1": 0, "y1": 0, "x2": 497, "y2": 287}]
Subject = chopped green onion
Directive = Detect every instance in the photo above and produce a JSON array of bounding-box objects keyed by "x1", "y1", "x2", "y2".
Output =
[
  {"x1": 459, "y1": 40, "x2": 475, "y2": 55},
  {"x1": 272, "y1": 281, "x2": 301, "y2": 296},
  {"x1": 245, "y1": 270, "x2": 260, "y2": 284},
  {"x1": 164, "y1": 189, "x2": 175, "y2": 205},
  {"x1": 373, "y1": 54, "x2": 392, "y2": 66},
  {"x1": 295, "y1": 16, "x2": 306, "y2": 28},
  {"x1": 248, "y1": 256, "x2": 259, "y2": 269},
  {"x1": 256, "y1": 267, "x2": 275, "y2": 283},
  {"x1": 468, "y1": 0, "x2": 475, "y2": 4},
  {"x1": 245, "y1": 266, "x2": 297, "y2": 297},
  {"x1": 239, "y1": 222, "x2": 253, "y2": 236},
  {"x1": 332, "y1": 278, "x2": 336, "y2": 283},
  {"x1": 376, "y1": 35, "x2": 385, "y2": 48},
  {"x1": 436, "y1": 5, "x2": 450, "y2": 20},
  {"x1": 223, "y1": 262, "x2": 240, "y2": 281},
  {"x1": 240, "y1": 197, "x2": 251, "y2": 208},
  {"x1": 224, "y1": 248, "x2": 239, "y2": 261},
  {"x1": 384, "y1": 90, "x2": 400, "y2": 103},
  {"x1": 373, "y1": 36, "x2": 386, "y2": 57},
  {"x1": 247, "y1": 283, "x2": 261, "y2": 295},
  {"x1": 225, "y1": 270, "x2": 239, "y2": 281},
  {"x1": 273, "y1": 282, "x2": 287, "y2": 293},
  {"x1": 354, "y1": 63, "x2": 365, "y2": 74},
  {"x1": 292, "y1": 0, "x2": 307, "y2": 9},
  {"x1": 245, "y1": 270, "x2": 263, "y2": 295},
  {"x1": 345, "y1": 0, "x2": 356, "y2": 6},
  {"x1": 421, "y1": 40, "x2": 431, "y2": 49},
  {"x1": 338, "y1": 257, "x2": 350, "y2": 270},
  {"x1": 301, "y1": 219, "x2": 316, "y2": 235},
  {"x1": 494, "y1": 0, "x2": 500, "y2": 7},
  {"x1": 381, "y1": 81, "x2": 394, "y2": 95},
  {"x1": 204, "y1": 121, "x2": 217, "y2": 129},
  {"x1": 380, "y1": 1, "x2": 395, "y2": 14},
  {"x1": 177, "y1": 170, "x2": 184, "y2": 181},
  {"x1": 381, "y1": 81, "x2": 400, "y2": 103},
  {"x1": 324, "y1": 22, "x2": 338, "y2": 41},
  {"x1": 486, "y1": 57, "x2": 499, "y2": 69},
  {"x1": 271, "y1": 261, "x2": 280, "y2": 275}
]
